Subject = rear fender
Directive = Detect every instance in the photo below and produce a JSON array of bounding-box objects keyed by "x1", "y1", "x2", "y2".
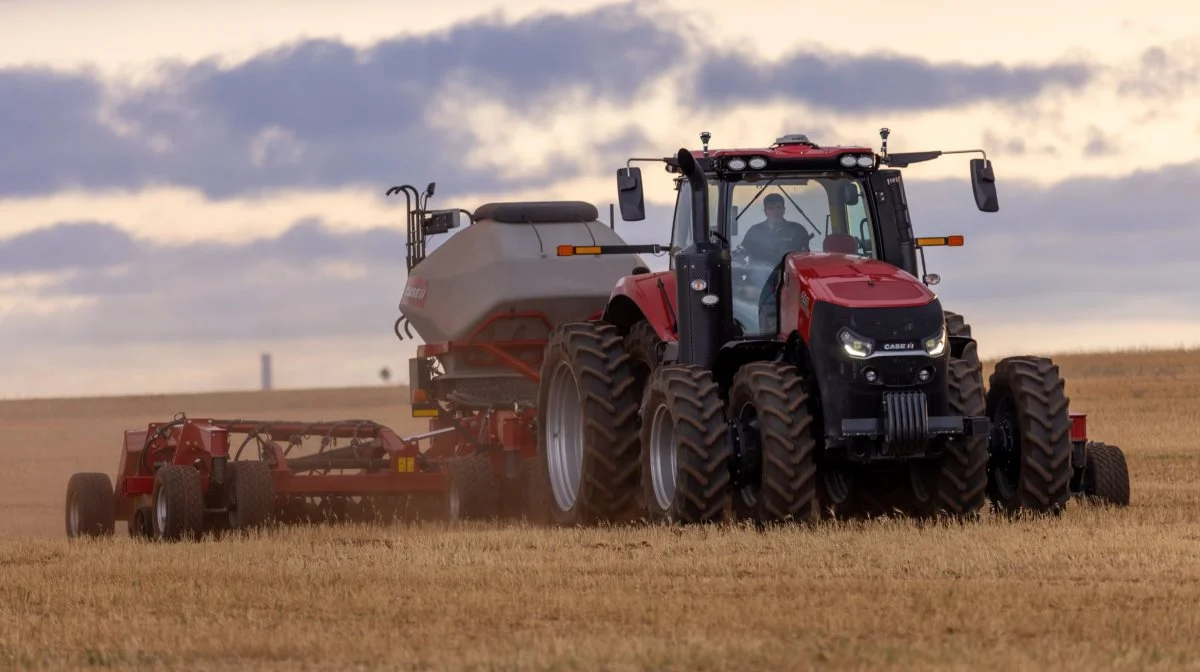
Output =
[{"x1": 601, "y1": 270, "x2": 678, "y2": 342}]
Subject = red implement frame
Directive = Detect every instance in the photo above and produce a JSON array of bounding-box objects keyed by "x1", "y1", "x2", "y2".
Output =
[
  {"x1": 112, "y1": 415, "x2": 451, "y2": 522},
  {"x1": 417, "y1": 310, "x2": 553, "y2": 382}
]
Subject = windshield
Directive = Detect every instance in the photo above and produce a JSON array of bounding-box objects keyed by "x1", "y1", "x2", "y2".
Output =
[{"x1": 729, "y1": 174, "x2": 878, "y2": 335}]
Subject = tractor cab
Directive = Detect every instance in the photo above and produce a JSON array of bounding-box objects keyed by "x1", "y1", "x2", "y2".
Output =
[{"x1": 617, "y1": 130, "x2": 1000, "y2": 342}]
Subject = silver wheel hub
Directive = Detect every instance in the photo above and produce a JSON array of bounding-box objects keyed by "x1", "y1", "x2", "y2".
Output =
[
  {"x1": 155, "y1": 490, "x2": 167, "y2": 534},
  {"x1": 68, "y1": 493, "x2": 80, "y2": 534},
  {"x1": 449, "y1": 485, "x2": 461, "y2": 519},
  {"x1": 545, "y1": 361, "x2": 584, "y2": 512},
  {"x1": 649, "y1": 403, "x2": 677, "y2": 512}
]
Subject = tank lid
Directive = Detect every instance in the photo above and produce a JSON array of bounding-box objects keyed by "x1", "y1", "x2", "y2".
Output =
[{"x1": 472, "y1": 201, "x2": 599, "y2": 224}]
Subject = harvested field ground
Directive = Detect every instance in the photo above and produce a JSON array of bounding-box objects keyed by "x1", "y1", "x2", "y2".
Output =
[{"x1": 2, "y1": 348, "x2": 1200, "y2": 670}]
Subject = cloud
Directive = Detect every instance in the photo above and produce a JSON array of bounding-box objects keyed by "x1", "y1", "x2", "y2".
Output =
[
  {"x1": 0, "y1": 1, "x2": 1130, "y2": 203},
  {"x1": 0, "y1": 1, "x2": 689, "y2": 201},
  {"x1": 1118, "y1": 44, "x2": 1200, "y2": 99},
  {"x1": 689, "y1": 50, "x2": 1095, "y2": 114},
  {"x1": 4, "y1": 158, "x2": 1200, "y2": 354}
]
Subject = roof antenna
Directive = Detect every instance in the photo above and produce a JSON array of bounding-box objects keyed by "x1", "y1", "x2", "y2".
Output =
[
  {"x1": 879, "y1": 127, "x2": 890, "y2": 158},
  {"x1": 700, "y1": 131, "x2": 711, "y2": 158}
]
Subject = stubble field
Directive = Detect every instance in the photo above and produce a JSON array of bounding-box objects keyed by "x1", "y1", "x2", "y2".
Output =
[{"x1": 2, "y1": 348, "x2": 1199, "y2": 670}]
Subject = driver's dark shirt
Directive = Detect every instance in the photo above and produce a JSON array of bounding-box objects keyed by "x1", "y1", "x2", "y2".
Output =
[{"x1": 740, "y1": 219, "x2": 813, "y2": 264}]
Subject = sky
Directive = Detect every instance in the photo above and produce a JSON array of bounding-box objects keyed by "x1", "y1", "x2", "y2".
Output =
[{"x1": 2, "y1": 0, "x2": 1199, "y2": 399}]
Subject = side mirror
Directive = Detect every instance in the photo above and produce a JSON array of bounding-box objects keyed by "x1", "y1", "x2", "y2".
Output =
[
  {"x1": 970, "y1": 159, "x2": 998, "y2": 212},
  {"x1": 423, "y1": 209, "x2": 459, "y2": 235},
  {"x1": 617, "y1": 167, "x2": 646, "y2": 221},
  {"x1": 425, "y1": 182, "x2": 436, "y2": 197}
]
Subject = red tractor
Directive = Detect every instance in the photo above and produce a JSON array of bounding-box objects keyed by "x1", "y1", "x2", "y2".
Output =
[{"x1": 535, "y1": 130, "x2": 1130, "y2": 525}]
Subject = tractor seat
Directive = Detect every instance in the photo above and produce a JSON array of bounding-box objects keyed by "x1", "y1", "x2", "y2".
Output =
[{"x1": 823, "y1": 233, "x2": 858, "y2": 255}]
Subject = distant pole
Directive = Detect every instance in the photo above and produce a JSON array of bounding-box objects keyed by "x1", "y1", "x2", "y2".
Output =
[{"x1": 261, "y1": 353, "x2": 272, "y2": 391}]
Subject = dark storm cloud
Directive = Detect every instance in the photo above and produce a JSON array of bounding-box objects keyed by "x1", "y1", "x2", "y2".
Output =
[
  {"x1": 0, "y1": 2, "x2": 686, "y2": 200},
  {"x1": 690, "y1": 50, "x2": 1095, "y2": 113},
  {"x1": 5, "y1": 159, "x2": 1200, "y2": 349}
]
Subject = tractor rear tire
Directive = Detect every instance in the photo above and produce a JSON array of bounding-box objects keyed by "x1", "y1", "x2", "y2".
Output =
[
  {"x1": 536, "y1": 321, "x2": 642, "y2": 526},
  {"x1": 65, "y1": 472, "x2": 115, "y2": 539},
  {"x1": 227, "y1": 460, "x2": 275, "y2": 531},
  {"x1": 944, "y1": 310, "x2": 972, "y2": 338},
  {"x1": 727, "y1": 362, "x2": 819, "y2": 524},
  {"x1": 446, "y1": 454, "x2": 500, "y2": 520},
  {"x1": 1081, "y1": 442, "x2": 1131, "y2": 507},
  {"x1": 625, "y1": 319, "x2": 662, "y2": 388},
  {"x1": 152, "y1": 465, "x2": 205, "y2": 541},
  {"x1": 985, "y1": 356, "x2": 1074, "y2": 516},
  {"x1": 639, "y1": 364, "x2": 732, "y2": 524},
  {"x1": 912, "y1": 342, "x2": 989, "y2": 519}
]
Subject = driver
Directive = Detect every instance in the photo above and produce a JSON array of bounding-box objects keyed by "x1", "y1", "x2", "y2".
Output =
[{"x1": 739, "y1": 193, "x2": 814, "y2": 264}]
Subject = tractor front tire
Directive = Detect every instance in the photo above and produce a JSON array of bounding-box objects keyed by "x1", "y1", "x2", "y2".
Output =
[
  {"x1": 536, "y1": 321, "x2": 642, "y2": 526},
  {"x1": 1081, "y1": 442, "x2": 1131, "y2": 507},
  {"x1": 65, "y1": 473, "x2": 116, "y2": 539},
  {"x1": 985, "y1": 356, "x2": 1075, "y2": 516},
  {"x1": 914, "y1": 343, "x2": 989, "y2": 519},
  {"x1": 446, "y1": 454, "x2": 500, "y2": 520},
  {"x1": 727, "y1": 362, "x2": 819, "y2": 524},
  {"x1": 639, "y1": 364, "x2": 732, "y2": 524},
  {"x1": 152, "y1": 465, "x2": 205, "y2": 541}
]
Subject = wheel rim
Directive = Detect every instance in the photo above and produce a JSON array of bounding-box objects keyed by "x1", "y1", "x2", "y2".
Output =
[
  {"x1": 155, "y1": 489, "x2": 168, "y2": 535},
  {"x1": 545, "y1": 361, "x2": 584, "y2": 511},
  {"x1": 734, "y1": 402, "x2": 761, "y2": 508},
  {"x1": 68, "y1": 492, "x2": 80, "y2": 535},
  {"x1": 990, "y1": 396, "x2": 1020, "y2": 501},
  {"x1": 648, "y1": 402, "x2": 677, "y2": 511},
  {"x1": 448, "y1": 482, "x2": 462, "y2": 519}
]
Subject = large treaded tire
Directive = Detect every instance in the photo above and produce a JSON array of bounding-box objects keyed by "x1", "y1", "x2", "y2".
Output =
[
  {"x1": 446, "y1": 454, "x2": 500, "y2": 520},
  {"x1": 625, "y1": 319, "x2": 662, "y2": 386},
  {"x1": 916, "y1": 342, "x2": 989, "y2": 519},
  {"x1": 227, "y1": 460, "x2": 275, "y2": 530},
  {"x1": 985, "y1": 356, "x2": 1074, "y2": 516},
  {"x1": 65, "y1": 473, "x2": 115, "y2": 539},
  {"x1": 727, "y1": 362, "x2": 819, "y2": 524},
  {"x1": 944, "y1": 310, "x2": 972, "y2": 339},
  {"x1": 1081, "y1": 442, "x2": 1131, "y2": 507},
  {"x1": 536, "y1": 321, "x2": 642, "y2": 526},
  {"x1": 640, "y1": 364, "x2": 732, "y2": 524},
  {"x1": 152, "y1": 465, "x2": 205, "y2": 541}
]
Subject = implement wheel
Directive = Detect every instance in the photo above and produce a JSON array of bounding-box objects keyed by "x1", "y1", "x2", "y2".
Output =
[
  {"x1": 536, "y1": 321, "x2": 642, "y2": 526},
  {"x1": 727, "y1": 362, "x2": 819, "y2": 524},
  {"x1": 65, "y1": 473, "x2": 115, "y2": 539},
  {"x1": 985, "y1": 356, "x2": 1074, "y2": 516},
  {"x1": 639, "y1": 364, "x2": 732, "y2": 524},
  {"x1": 446, "y1": 454, "x2": 499, "y2": 520},
  {"x1": 152, "y1": 465, "x2": 205, "y2": 541},
  {"x1": 227, "y1": 460, "x2": 275, "y2": 531},
  {"x1": 1081, "y1": 442, "x2": 1131, "y2": 507}
]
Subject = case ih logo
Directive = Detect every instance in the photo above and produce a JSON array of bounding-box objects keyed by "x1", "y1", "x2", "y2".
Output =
[
  {"x1": 402, "y1": 278, "x2": 428, "y2": 308},
  {"x1": 882, "y1": 342, "x2": 916, "y2": 351}
]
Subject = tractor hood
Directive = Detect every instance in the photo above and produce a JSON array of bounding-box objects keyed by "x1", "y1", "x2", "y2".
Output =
[{"x1": 784, "y1": 252, "x2": 936, "y2": 309}]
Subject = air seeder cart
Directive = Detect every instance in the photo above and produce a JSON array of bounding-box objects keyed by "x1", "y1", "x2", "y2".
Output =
[{"x1": 65, "y1": 182, "x2": 659, "y2": 539}]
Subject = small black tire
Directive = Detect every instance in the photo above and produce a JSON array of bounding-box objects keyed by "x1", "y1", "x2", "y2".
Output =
[
  {"x1": 227, "y1": 460, "x2": 276, "y2": 530},
  {"x1": 726, "y1": 362, "x2": 819, "y2": 524},
  {"x1": 151, "y1": 465, "x2": 205, "y2": 541},
  {"x1": 129, "y1": 505, "x2": 153, "y2": 538},
  {"x1": 65, "y1": 473, "x2": 115, "y2": 539},
  {"x1": 446, "y1": 454, "x2": 500, "y2": 520},
  {"x1": 639, "y1": 364, "x2": 732, "y2": 524},
  {"x1": 985, "y1": 356, "x2": 1075, "y2": 516},
  {"x1": 1081, "y1": 442, "x2": 1131, "y2": 507}
]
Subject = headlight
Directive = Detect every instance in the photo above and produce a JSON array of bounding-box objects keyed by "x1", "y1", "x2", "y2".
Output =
[
  {"x1": 838, "y1": 327, "x2": 874, "y2": 359},
  {"x1": 727, "y1": 158, "x2": 747, "y2": 170},
  {"x1": 924, "y1": 325, "x2": 947, "y2": 357}
]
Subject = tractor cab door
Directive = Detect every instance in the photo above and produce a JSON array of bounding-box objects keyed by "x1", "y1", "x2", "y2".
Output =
[
  {"x1": 668, "y1": 178, "x2": 720, "y2": 269},
  {"x1": 868, "y1": 169, "x2": 920, "y2": 278}
]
